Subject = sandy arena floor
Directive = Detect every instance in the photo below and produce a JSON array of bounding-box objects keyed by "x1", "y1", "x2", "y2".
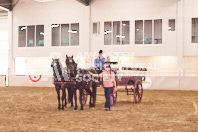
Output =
[{"x1": 0, "y1": 87, "x2": 198, "y2": 132}]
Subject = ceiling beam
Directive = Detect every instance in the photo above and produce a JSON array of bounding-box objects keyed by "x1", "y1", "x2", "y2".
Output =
[
  {"x1": 0, "y1": 0, "x2": 12, "y2": 11},
  {"x1": 76, "y1": 0, "x2": 92, "y2": 6}
]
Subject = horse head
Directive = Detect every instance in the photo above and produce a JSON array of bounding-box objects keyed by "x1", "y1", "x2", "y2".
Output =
[{"x1": 66, "y1": 55, "x2": 77, "y2": 79}]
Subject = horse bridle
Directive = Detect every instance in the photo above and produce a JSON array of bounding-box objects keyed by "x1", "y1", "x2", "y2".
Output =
[{"x1": 66, "y1": 58, "x2": 77, "y2": 81}]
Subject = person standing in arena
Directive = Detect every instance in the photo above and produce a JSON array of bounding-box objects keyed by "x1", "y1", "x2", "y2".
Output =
[
  {"x1": 94, "y1": 50, "x2": 105, "y2": 74},
  {"x1": 88, "y1": 64, "x2": 117, "y2": 111}
]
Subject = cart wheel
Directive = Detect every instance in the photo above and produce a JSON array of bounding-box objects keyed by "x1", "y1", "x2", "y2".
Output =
[
  {"x1": 110, "y1": 91, "x2": 117, "y2": 106},
  {"x1": 134, "y1": 79, "x2": 143, "y2": 103},
  {"x1": 81, "y1": 89, "x2": 87, "y2": 105}
]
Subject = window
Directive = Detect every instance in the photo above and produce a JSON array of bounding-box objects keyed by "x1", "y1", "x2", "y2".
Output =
[
  {"x1": 144, "y1": 20, "x2": 152, "y2": 44},
  {"x1": 168, "y1": 19, "x2": 175, "y2": 31},
  {"x1": 104, "y1": 21, "x2": 130, "y2": 45},
  {"x1": 52, "y1": 24, "x2": 60, "y2": 46},
  {"x1": 154, "y1": 19, "x2": 162, "y2": 44},
  {"x1": 135, "y1": 20, "x2": 143, "y2": 44},
  {"x1": 98, "y1": 22, "x2": 100, "y2": 34},
  {"x1": 192, "y1": 18, "x2": 198, "y2": 43},
  {"x1": 122, "y1": 21, "x2": 130, "y2": 44},
  {"x1": 113, "y1": 21, "x2": 121, "y2": 45},
  {"x1": 93, "y1": 22, "x2": 97, "y2": 34},
  {"x1": 52, "y1": 23, "x2": 79, "y2": 46},
  {"x1": 104, "y1": 22, "x2": 112, "y2": 45},
  {"x1": 18, "y1": 26, "x2": 26, "y2": 47},
  {"x1": 71, "y1": 23, "x2": 79, "y2": 46},
  {"x1": 27, "y1": 26, "x2": 35, "y2": 47},
  {"x1": 135, "y1": 19, "x2": 162, "y2": 44},
  {"x1": 36, "y1": 25, "x2": 44, "y2": 46},
  {"x1": 18, "y1": 25, "x2": 44, "y2": 47},
  {"x1": 61, "y1": 24, "x2": 69, "y2": 46},
  {"x1": 93, "y1": 22, "x2": 100, "y2": 34}
]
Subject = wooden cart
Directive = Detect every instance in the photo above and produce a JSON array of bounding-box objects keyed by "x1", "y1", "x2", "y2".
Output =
[{"x1": 81, "y1": 62, "x2": 147, "y2": 106}]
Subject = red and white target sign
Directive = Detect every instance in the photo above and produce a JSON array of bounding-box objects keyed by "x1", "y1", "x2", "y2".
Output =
[{"x1": 28, "y1": 75, "x2": 42, "y2": 83}]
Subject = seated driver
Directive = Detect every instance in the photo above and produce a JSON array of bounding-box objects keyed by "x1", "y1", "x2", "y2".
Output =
[{"x1": 94, "y1": 50, "x2": 105, "y2": 74}]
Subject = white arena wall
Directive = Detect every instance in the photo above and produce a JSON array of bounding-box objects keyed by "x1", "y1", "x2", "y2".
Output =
[
  {"x1": 8, "y1": 0, "x2": 90, "y2": 87},
  {"x1": 5, "y1": 0, "x2": 198, "y2": 90},
  {"x1": 184, "y1": 0, "x2": 198, "y2": 56},
  {"x1": 90, "y1": 0, "x2": 177, "y2": 56},
  {"x1": 12, "y1": 0, "x2": 90, "y2": 57},
  {"x1": 0, "y1": 12, "x2": 8, "y2": 87}
]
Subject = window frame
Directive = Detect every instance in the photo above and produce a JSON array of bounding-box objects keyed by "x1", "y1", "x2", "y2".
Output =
[
  {"x1": 168, "y1": 19, "x2": 175, "y2": 32},
  {"x1": 135, "y1": 19, "x2": 163, "y2": 45},
  {"x1": 18, "y1": 26, "x2": 27, "y2": 47},
  {"x1": 18, "y1": 25, "x2": 45, "y2": 48},
  {"x1": 93, "y1": 22, "x2": 98, "y2": 34},
  {"x1": 27, "y1": 25, "x2": 35, "y2": 47},
  {"x1": 154, "y1": 19, "x2": 162, "y2": 44},
  {"x1": 104, "y1": 20, "x2": 130, "y2": 45},
  {"x1": 51, "y1": 23, "x2": 80, "y2": 47},
  {"x1": 36, "y1": 25, "x2": 45, "y2": 47},
  {"x1": 192, "y1": 18, "x2": 198, "y2": 44}
]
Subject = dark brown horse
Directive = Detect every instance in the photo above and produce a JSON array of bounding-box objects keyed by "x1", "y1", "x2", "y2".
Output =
[
  {"x1": 66, "y1": 55, "x2": 99, "y2": 111},
  {"x1": 51, "y1": 58, "x2": 73, "y2": 110}
]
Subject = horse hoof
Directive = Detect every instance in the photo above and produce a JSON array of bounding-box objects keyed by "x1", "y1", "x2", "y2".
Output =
[
  {"x1": 73, "y1": 109, "x2": 78, "y2": 112},
  {"x1": 80, "y1": 109, "x2": 84, "y2": 111},
  {"x1": 89, "y1": 105, "x2": 94, "y2": 108},
  {"x1": 57, "y1": 108, "x2": 61, "y2": 111}
]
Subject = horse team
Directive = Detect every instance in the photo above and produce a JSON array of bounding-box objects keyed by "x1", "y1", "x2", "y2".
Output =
[{"x1": 51, "y1": 55, "x2": 99, "y2": 111}]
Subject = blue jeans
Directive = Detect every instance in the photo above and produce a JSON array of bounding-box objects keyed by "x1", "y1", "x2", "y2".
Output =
[{"x1": 104, "y1": 87, "x2": 114, "y2": 109}]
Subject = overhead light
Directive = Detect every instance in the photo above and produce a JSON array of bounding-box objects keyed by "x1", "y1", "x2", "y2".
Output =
[
  {"x1": 136, "y1": 28, "x2": 140, "y2": 31},
  {"x1": 122, "y1": 24, "x2": 126, "y2": 26},
  {"x1": 20, "y1": 26, "x2": 27, "y2": 31},
  {"x1": 51, "y1": 24, "x2": 59, "y2": 28},
  {"x1": 116, "y1": 35, "x2": 125, "y2": 38},
  {"x1": 168, "y1": 27, "x2": 172, "y2": 32},
  {"x1": 104, "y1": 30, "x2": 112, "y2": 35},
  {"x1": 116, "y1": 35, "x2": 120, "y2": 38},
  {"x1": 68, "y1": 30, "x2": 77, "y2": 34},
  {"x1": 0, "y1": 6, "x2": 9, "y2": 12},
  {"x1": 121, "y1": 36, "x2": 125, "y2": 38},
  {"x1": 40, "y1": 32, "x2": 45, "y2": 35}
]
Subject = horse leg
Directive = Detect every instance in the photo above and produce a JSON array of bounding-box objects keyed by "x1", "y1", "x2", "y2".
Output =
[
  {"x1": 73, "y1": 89, "x2": 78, "y2": 111},
  {"x1": 86, "y1": 88, "x2": 93, "y2": 108},
  {"x1": 80, "y1": 88, "x2": 84, "y2": 111},
  {"x1": 61, "y1": 87, "x2": 66, "y2": 110},
  {"x1": 68, "y1": 88, "x2": 74, "y2": 107},
  {"x1": 92, "y1": 85, "x2": 97, "y2": 107},
  {"x1": 56, "y1": 86, "x2": 61, "y2": 110},
  {"x1": 71, "y1": 88, "x2": 74, "y2": 107},
  {"x1": 64, "y1": 87, "x2": 67, "y2": 107}
]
